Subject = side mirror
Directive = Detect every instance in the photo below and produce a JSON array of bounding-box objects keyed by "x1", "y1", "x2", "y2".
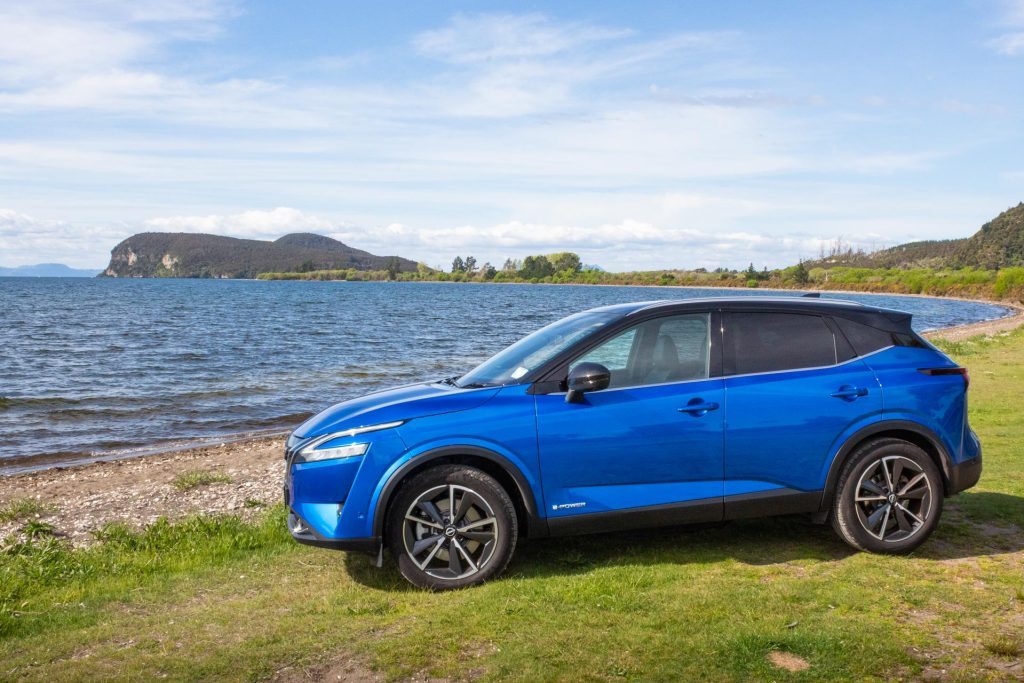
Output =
[{"x1": 566, "y1": 362, "x2": 611, "y2": 403}]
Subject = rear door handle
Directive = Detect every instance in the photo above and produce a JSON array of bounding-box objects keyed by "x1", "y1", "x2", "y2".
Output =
[
  {"x1": 678, "y1": 399, "x2": 720, "y2": 416},
  {"x1": 831, "y1": 385, "x2": 868, "y2": 400}
]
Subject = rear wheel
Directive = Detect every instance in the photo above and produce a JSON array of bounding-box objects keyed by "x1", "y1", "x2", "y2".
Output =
[
  {"x1": 831, "y1": 438, "x2": 943, "y2": 554},
  {"x1": 387, "y1": 464, "x2": 517, "y2": 590}
]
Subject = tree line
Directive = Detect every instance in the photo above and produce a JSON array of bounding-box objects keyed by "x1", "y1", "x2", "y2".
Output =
[{"x1": 447, "y1": 252, "x2": 586, "y2": 281}]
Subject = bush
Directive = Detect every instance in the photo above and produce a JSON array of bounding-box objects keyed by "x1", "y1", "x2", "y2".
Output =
[{"x1": 995, "y1": 267, "x2": 1024, "y2": 299}]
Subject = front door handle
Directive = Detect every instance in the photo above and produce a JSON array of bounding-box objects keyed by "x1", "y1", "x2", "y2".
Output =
[
  {"x1": 678, "y1": 399, "x2": 720, "y2": 416},
  {"x1": 831, "y1": 385, "x2": 868, "y2": 401}
]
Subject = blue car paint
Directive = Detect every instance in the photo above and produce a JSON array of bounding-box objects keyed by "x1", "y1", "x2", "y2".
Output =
[
  {"x1": 862, "y1": 346, "x2": 970, "y2": 465},
  {"x1": 285, "y1": 299, "x2": 978, "y2": 547},
  {"x1": 292, "y1": 382, "x2": 500, "y2": 439},
  {"x1": 724, "y1": 358, "x2": 883, "y2": 493},
  {"x1": 535, "y1": 377, "x2": 725, "y2": 517}
]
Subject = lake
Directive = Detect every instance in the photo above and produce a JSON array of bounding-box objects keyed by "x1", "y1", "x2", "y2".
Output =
[{"x1": 0, "y1": 278, "x2": 1011, "y2": 473}]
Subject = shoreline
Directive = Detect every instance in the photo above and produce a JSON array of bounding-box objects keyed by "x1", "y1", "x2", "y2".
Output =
[{"x1": 3, "y1": 292, "x2": 1022, "y2": 546}]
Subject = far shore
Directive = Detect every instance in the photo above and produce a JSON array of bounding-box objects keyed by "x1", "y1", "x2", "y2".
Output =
[{"x1": 2, "y1": 291, "x2": 1022, "y2": 546}]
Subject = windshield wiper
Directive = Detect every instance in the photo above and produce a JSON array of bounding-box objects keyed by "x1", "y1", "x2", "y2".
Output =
[
  {"x1": 438, "y1": 376, "x2": 459, "y2": 386},
  {"x1": 458, "y1": 382, "x2": 493, "y2": 389}
]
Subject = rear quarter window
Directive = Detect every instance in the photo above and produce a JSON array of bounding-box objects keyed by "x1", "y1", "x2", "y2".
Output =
[
  {"x1": 833, "y1": 316, "x2": 897, "y2": 356},
  {"x1": 726, "y1": 312, "x2": 837, "y2": 375}
]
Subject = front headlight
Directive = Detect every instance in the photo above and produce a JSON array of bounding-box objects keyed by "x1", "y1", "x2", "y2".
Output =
[
  {"x1": 293, "y1": 420, "x2": 404, "y2": 464},
  {"x1": 297, "y1": 441, "x2": 369, "y2": 463}
]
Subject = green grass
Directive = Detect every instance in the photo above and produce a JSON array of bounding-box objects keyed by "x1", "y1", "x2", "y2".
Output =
[
  {"x1": 3, "y1": 331, "x2": 1024, "y2": 680},
  {"x1": 171, "y1": 469, "x2": 233, "y2": 492},
  {"x1": 0, "y1": 498, "x2": 54, "y2": 523}
]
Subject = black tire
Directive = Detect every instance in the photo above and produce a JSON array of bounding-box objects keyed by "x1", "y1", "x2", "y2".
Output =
[
  {"x1": 386, "y1": 464, "x2": 517, "y2": 590},
  {"x1": 831, "y1": 438, "x2": 943, "y2": 554}
]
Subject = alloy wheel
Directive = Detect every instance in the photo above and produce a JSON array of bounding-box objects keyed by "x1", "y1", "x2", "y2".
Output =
[
  {"x1": 402, "y1": 484, "x2": 499, "y2": 581},
  {"x1": 854, "y1": 455, "x2": 934, "y2": 542}
]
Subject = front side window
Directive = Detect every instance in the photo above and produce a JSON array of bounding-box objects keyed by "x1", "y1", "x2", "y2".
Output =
[
  {"x1": 726, "y1": 312, "x2": 836, "y2": 375},
  {"x1": 572, "y1": 313, "x2": 711, "y2": 389}
]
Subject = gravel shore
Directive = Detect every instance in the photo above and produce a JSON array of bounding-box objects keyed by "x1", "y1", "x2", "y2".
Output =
[
  {"x1": 0, "y1": 436, "x2": 285, "y2": 545},
  {"x1": 3, "y1": 306, "x2": 1022, "y2": 546}
]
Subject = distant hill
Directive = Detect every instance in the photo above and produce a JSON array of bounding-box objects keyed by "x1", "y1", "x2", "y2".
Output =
[
  {"x1": 100, "y1": 232, "x2": 418, "y2": 279},
  {"x1": 805, "y1": 203, "x2": 1024, "y2": 270},
  {"x1": 950, "y1": 202, "x2": 1024, "y2": 269},
  {"x1": 0, "y1": 263, "x2": 101, "y2": 277}
]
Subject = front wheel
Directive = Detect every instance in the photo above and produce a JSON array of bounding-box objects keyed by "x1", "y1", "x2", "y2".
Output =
[
  {"x1": 387, "y1": 464, "x2": 518, "y2": 590},
  {"x1": 831, "y1": 438, "x2": 943, "y2": 554}
]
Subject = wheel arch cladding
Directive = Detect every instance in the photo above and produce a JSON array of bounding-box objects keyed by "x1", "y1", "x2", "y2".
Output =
[
  {"x1": 821, "y1": 421, "x2": 953, "y2": 510},
  {"x1": 372, "y1": 445, "x2": 546, "y2": 540}
]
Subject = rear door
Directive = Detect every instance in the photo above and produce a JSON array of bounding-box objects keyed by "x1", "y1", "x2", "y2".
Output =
[{"x1": 722, "y1": 312, "x2": 882, "y2": 510}]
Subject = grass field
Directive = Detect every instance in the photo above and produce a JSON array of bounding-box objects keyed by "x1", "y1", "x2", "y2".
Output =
[{"x1": 2, "y1": 334, "x2": 1023, "y2": 681}]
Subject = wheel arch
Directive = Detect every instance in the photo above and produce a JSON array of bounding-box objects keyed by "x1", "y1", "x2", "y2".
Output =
[
  {"x1": 820, "y1": 420, "x2": 954, "y2": 512},
  {"x1": 372, "y1": 445, "x2": 548, "y2": 540}
]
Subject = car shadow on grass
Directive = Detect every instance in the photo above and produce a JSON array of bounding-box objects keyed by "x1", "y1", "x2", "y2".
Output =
[{"x1": 343, "y1": 493, "x2": 1024, "y2": 591}]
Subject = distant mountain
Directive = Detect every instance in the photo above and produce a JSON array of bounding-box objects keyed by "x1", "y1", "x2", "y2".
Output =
[
  {"x1": 100, "y1": 232, "x2": 418, "y2": 279},
  {"x1": 0, "y1": 263, "x2": 101, "y2": 277},
  {"x1": 805, "y1": 203, "x2": 1024, "y2": 270}
]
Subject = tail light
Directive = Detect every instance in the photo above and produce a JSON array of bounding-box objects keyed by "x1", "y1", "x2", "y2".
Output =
[{"x1": 918, "y1": 366, "x2": 969, "y2": 388}]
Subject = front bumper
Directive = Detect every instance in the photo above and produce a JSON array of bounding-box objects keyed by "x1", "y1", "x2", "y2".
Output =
[
  {"x1": 286, "y1": 507, "x2": 381, "y2": 553},
  {"x1": 284, "y1": 435, "x2": 384, "y2": 555}
]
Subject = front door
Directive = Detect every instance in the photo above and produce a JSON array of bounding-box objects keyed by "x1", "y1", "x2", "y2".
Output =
[{"x1": 534, "y1": 312, "x2": 725, "y2": 532}]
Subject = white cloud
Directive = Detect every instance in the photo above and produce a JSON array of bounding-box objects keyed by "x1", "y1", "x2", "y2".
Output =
[
  {"x1": 332, "y1": 218, "x2": 874, "y2": 272},
  {"x1": 0, "y1": 1, "x2": 233, "y2": 85},
  {"x1": 986, "y1": 0, "x2": 1024, "y2": 54},
  {"x1": 414, "y1": 13, "x2": 632, "y2": 64},
  {"x1": 0, "y1": 209, "x2": 124, "y2": 269},
  {"x1": 987, "y1": 32, "x2": 1024, "y2": 54},
  {"x1": 144, "y1": 207, "x2": 336, "y2": 238}
]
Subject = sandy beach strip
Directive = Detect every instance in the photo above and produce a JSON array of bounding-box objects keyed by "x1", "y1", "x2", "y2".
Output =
[{"x1": 2, "y1": 302, "x2": 1022, "y2": 546}]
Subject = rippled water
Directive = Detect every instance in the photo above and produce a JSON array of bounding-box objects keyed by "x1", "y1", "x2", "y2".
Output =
[{"x1": 0, "y1": 278, "x2": 1011, "y2": 472}]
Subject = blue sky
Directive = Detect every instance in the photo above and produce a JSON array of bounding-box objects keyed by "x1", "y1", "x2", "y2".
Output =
[{"x1": 0, "y1": 0, "x2": 1022, "y2": 270}]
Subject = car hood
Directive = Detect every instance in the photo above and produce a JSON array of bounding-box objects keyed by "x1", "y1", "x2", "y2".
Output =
[{"x1": 292, "y1": 382, "x2": 500, "y2": 439}]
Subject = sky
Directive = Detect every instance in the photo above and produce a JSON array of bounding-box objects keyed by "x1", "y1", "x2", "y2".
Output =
[{"x1": 0, "y1": 1, "x2": 1022, "y2": 271}]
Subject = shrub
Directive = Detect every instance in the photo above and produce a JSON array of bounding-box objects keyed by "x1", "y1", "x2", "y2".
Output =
[{"x1": 995, "y1": 267, "x2": 1024, "y2": 299}]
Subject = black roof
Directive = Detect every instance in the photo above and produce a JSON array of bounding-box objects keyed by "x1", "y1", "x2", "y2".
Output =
[{"x1": 610, "y1": 296, "x2": 913, "y2": 333}]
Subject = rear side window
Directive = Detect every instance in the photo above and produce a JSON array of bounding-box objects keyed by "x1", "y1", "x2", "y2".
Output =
[
  {"x1": 833, "y1": 317, "x2": 896, "y2": 356},
  {"x1": 726, "y1": 313, "x2": 837, "y2": 375}
]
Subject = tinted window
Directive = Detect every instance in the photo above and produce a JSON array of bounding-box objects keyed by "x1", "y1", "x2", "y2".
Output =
[
  {"x1": 833, "y1": 316, "x2": 895, "y2": 356},
  {"x1": 573, "y1": 313, "x2": 711, "y2": 389},
  {"x1": 576, "y1": 327, "x2": 637, "y2": 372},
  {"x1": 727, "y1": 313, "x2": 836, "y2": 375}
]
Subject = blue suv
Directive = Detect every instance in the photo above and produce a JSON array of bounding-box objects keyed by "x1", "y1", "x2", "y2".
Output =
[{"x1": 284, "y1": 297, "x2": 981, "y2": 589}]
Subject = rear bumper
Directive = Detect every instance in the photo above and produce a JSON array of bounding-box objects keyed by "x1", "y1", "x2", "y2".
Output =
[{"x1": 948, "y1": 453, "x2": 982, "y2": 495}]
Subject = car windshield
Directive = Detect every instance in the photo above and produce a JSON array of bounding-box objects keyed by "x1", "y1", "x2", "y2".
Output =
[{"x1": 455, "y1": 308, "x2": 625, "y2": 388}]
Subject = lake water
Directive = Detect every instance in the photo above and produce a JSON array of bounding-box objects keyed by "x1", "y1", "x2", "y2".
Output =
[{"x1": 0, "y1": 278, "x2": 1011, "y2": 473}]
